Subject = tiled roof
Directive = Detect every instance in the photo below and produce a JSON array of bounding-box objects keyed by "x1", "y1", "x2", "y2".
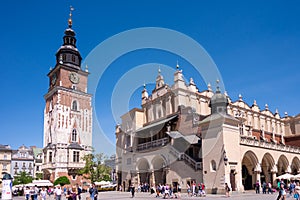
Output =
[{"x1": 0, "y1": 144, "x2": 12, "y2": 151}]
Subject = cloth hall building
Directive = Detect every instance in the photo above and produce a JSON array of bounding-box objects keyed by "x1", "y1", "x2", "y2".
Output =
[{"x1": 115, "y1": 66, "x2": 300, "y2": 193}]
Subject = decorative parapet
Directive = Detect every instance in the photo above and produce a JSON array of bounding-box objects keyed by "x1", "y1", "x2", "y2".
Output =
[{"x1": 240, "y1": 136, "x2": 300, "y2": 154}]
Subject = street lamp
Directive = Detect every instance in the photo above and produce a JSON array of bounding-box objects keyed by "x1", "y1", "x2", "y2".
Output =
[
  {"x1": 223, "y1": 151, "x2": 228, "y2": 166},
  {"x1": 112, "y1": 169, "x2": 116, "y2": 183}
]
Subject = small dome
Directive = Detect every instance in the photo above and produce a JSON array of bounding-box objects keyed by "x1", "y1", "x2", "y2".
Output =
[
  {"x1": 209, "y1": 90, "x2": 229, "y2": 107},
  {"x1": 64, "y1": 28, "x2": 75, "y2": 36},
  {"x1": 209, "y1": 89, "x2": 229, "y2": 114}
]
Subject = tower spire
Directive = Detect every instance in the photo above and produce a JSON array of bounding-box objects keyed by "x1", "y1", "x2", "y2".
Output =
[
  {"x1": 216, "y1": 79, "x2": 220, "y2": 93},
  {"x1": 68, "y1": 6, "x2": 74, "y2": 28},
  {"x1": 55, "y1": 6, "x2": 82, "y2": 69}
]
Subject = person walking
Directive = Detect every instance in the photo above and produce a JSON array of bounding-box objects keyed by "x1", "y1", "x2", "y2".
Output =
[
  {"x1": 267, "y1": 182, "x2": 273, "y2": 194},
  {"x1": 54, "y1": 185, "x2": 62, "y2": 200},
  {"x1": 76, "y1": 184, "x2": 82, "y2": 200},
  {"x1": 130, "y1": 184, "x2": 135, "y2": 198},
  {"x1": 294, "y1": 182, "x2": 300, "y2": 200},
  {"x1": 255, "y1": 180, "x2": 260, "y2": 194},
  {"x1": 40, "y1": 187, "x2": 47, "y2": 200},
  {"x1": 192, "y1": 181, "x2": 196, "y2": 196},
  {"x1": 89, "y1": 184, "x2": 98, "y2": 200},
  {"x1": 262, "y1": 182, "x2": 267, "y2": 194},
  {"x1": 277, "y1": 182, "x2": 286, "y2": 200},
  {"x1": 25, "y1": 186, "x2": 30, "y2": 200},
  {"x1": 186, "y1": 183, "x2": 191, "y2": 197},
  {"x1": 225, "y1": 183, "x2": 230, "y2": 197}
]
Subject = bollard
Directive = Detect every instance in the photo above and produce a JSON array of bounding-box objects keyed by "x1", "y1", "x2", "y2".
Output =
[{"x1": 1, "y1": 174, "x2": 13, "y2": 200}]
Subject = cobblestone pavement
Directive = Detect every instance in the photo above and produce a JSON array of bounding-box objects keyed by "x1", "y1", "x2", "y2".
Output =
[{"x1": 12, "y1": 191, "x2": 284, "y2": 200}]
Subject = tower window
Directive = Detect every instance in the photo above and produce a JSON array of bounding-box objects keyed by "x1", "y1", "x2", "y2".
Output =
[
  {"x1": 73, "y1": 151, "x2": 79, "y2": 162},
  {"x1": 62, "y1": 54, "x2": 66, "y2": 61},
  {"x1": 72, "y1": 100, "x2": 78, "y2": 111},
  {"x1": 49, "y1": 152, "x2": 52, "y2": 162},
  {"x1": 72, "y1": 55, "x2": 75, "y2": 62},
  {"x1": 211, "y1": 160, "x2": 217, "y2": 171},
  {"x1": 72, "y1": 129, "x2": 77, "y2": 142}
]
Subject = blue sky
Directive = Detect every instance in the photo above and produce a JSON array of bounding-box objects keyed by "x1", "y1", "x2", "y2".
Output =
[{"x1": 0, "y1": 0, "x2": 299, "y2": 155}]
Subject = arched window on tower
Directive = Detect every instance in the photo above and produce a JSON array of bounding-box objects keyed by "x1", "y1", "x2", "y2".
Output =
[
  {"x1": 72, "y1": 55, "x2": 75, "y2": 62},
  {"x1": 72, "y1": 129, "x2": 77, "y2": 142},
  {"x1": 72, "y1": 100, "x2": 78, "y2": 111},
  {"x1": 211, "y1": 160, "x2": 217, "y2": 172},
  {"x1": 62, "y1": 54, "x2": 66, "y2": 61}
]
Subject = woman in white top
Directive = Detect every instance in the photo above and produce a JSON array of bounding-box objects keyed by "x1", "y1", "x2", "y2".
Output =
[
  {"x1": 24, "y1": 186, "x2": 30, "y2": 200},
  {"x1": 40, "y1": 187, "x2": 47, "y2": 200},
  {"x1": 54, "y1": 185, "x2": 62, "y2": 200}
]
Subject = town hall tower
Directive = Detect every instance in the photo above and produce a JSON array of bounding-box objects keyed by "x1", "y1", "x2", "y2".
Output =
[{"x1": 42, "y1": 9, "x2": 92, "y2": 183}]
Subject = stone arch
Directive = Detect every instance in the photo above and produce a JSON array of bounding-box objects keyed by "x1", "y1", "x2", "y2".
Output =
[
  {"x1": 291, "y1": 157, "x2": 300, "y2": 175},
  {"x1": 151, "y1": 155, "x2": 167, "y2": 185},
  {"x1": 261, "y1": 153, "x2": 275, "y2": 184},
  {"x1": 136, "y1": 158, "x2": 150, "y2": 172},
  {"x1": 136, "y1": 158, "x2": 150, "y2": 184},
  {"x1": 42, "y1": 169, "x2": 51, "y2": 180},
  {"x1": 151, "y1": 155, "x2": 166, "y2": 170},
  {"x1": 242, "y1": 151, "x2": 259, "y2": 172},
  {"x1": 277, "y1": 155, "x2": 289, "y2": 175},
  {"x1": 242, "y1": 151, "x2": 259, "y2": 190}
]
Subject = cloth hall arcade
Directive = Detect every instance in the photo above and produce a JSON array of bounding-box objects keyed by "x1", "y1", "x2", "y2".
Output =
[{"x1": 115, "y1": 66, "x2": 300, "y2": 194}]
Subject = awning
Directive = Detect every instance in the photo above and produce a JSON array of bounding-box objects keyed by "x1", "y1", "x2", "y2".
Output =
[
  {"x1": 166, "y1": 131, "x2": 183, "y2": 139},
  {"x1": 184, "y1": 135, "x2": 201, "y2": 144},
  {"x1": 135, "y1": 115, "x2": 177, "y2": 137},
  {"x1": 167, "y1": 131, "x2": 200, "y2": 144}
]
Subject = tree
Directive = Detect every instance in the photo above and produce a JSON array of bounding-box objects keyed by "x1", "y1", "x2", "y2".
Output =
[
  {"x1": 35, "y1": 172, "x2": 43, "y2": 180},
  {"x1": 13, "y1": 171, "x2": 33, "y2": 185},
  {"x1": 54, "y1": 176, "x2": 70, "y2": 186},
  {"x1": 79, "y1": 153, "x2": 112, "y2": 183}
]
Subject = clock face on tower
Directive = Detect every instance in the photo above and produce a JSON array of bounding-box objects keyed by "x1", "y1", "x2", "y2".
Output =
[{"x1": 69, "y1": 72, "x2": 80, "y2": 84}]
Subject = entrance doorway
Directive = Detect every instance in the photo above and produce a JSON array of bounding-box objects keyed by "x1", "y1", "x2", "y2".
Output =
[
  {"x1": 230, "y1": 170, "x2": 236, "y2": 191},
  {"x1": 242, "y1": 165, "x2": 253, "y2": 190}
]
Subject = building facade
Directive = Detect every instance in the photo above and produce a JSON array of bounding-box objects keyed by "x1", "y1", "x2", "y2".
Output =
[
  {"x1": 31, "y1": 146, "x2": 43, "y2": 179},
  {"x1": 42, "y1": 12, "x2": 92, "y2": 184},
  {"x1": 115, "y1": 66, "x2": 300, "y2": 193},
  {"x1": 11, "y1": 145, "x2": 34, "y2": 178},
  {"x1": 0, "y1": 144, "x2": 12, "y2": 189}
]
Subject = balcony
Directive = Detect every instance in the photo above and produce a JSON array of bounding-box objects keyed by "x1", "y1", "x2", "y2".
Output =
[
  {"x1": 240, "y1": 136, "x2": 300, "y2": 154},
  {"x1": 67, "y1": 162, "x2": 85, "y2": 169},
  {"x1": 137, "y1": 137, "x2": 169, "y2": 151}
]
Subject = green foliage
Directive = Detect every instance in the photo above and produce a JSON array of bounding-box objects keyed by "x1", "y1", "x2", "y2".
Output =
[
  {"x1": 35, "y1": 173, "x2": 43, "y2": 180},
  {"x1": 53, "y1": 176, "x2": 70, "y2": 186},
  {"x1": 79, "y1": 153, "x2": 112, "y2": 183},
  {"x1": 13, "y1": 171, "x2": 33, "y2": 185}
]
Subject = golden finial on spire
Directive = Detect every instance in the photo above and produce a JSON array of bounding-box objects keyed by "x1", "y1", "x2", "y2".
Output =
[
  {"x1": 176, "y1": 60, "x2": 179, "y2": 70},
  {"x1": 68, "y1": 6, "x2": 74, "y2": 28}
]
